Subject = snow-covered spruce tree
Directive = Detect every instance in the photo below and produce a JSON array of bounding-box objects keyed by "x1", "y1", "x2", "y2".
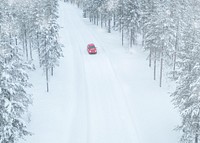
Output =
[
  {"x1": 81, "y1": 0, "x2": 88, "y2": 18},
  {"x1": 81, "y1": 0, "x2": 93, "y2": 20},
  {"x1": 98, "y1": 0, "x2": 113, "y2": 32},
  {"x1": 15, "y1": 0, "x2": 49, "y2": 66},
  {"x1": 114, "y1": 0, "x2": 126, "y2": 45},
  {"x1": 139, "y1": 0, "x2": 154, "y2": 48},
  {"x1": 102, "y1": 0, "x2": 120, "y2": 33},
  {"x1": 26, "y1": 0, "x2": 47, "y2": 63},
  {"x1": 81, "y1": 0, "x2": 115, "y2": 31},
  {"x1": 22, "y1": 1, "x2": 39, "y2": 61},
  {"x1": 12, "y1": 0, "x2": 45, "y2": 62},
  {"x1": 84, "y1": 0, "x2": 103, "y2": 24},
  {"x1": 0, "y1": 0, "x2": 8, "y2": 35},
  {"x1": 0, "y1": 1, "x2": 34, "y2": 142},
  {"x1": 111, "y1": 0, "x2": 124, "y2": 32},
  {"x1": 171, "y1": 1, "x2": 200, "y2": 142},
  {"x1": 172, "y1": 26, "x2": 200, "y2": 143},
  {"x1": 31, "y1": 0, "x2": 45, "y2": 64},
  {"x1": 107, "y1": 0, "x2": 119, "y2": 30},
  {"x1": 0, "y1": 28, "x2": 32, "y2": 143},
  {"x1": 83, "y1": 0, "x2": 141, "y2": 45},
  {"x1": 168, "y1": 0, "x2": 182, "y2": 79},
  {"x1": 13, "y1": 0, "x2": 31, "y2": 61},
  {"x1": 39, "y1": 0, "x2": 63, "y2": 92},
  {"x1": 122, "y1": 0, "x2": 140, "y2": 47},
  {"x1": 143, "y1": 0, "x2": 175, "y2": 86},
  {"x1": 142, "y1": 1, "x2": 158, "y2": 79}
]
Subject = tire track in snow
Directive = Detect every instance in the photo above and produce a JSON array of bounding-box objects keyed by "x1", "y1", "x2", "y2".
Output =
[
  {"x1": 59, "y1": 3, "x2": 90, "y2": 143},
  {"x1": 62, "y1": 3, "x2": 140, "y2": 143},
  {"x1": 69, "y1": 19, "x2": 91, "y2": 143},
  {"x1": 88, "y1": 30, "x2": 141, "y2": 143},
  {"x1": 77, "y1": 10, "x2": 140, "y2": 143},
  {"x1": 80, "y1": 17, "x2": 140, "y2": 143}
]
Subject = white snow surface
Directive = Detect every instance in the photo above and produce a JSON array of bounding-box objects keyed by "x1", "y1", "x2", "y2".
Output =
[{"x1": 22, "y1": 2, "x2": 180, "y2": 143}]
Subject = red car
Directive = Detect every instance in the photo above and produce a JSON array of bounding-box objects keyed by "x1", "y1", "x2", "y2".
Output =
[{"x1": 87, "y1": 43, "x2": 97, "y2": 54}]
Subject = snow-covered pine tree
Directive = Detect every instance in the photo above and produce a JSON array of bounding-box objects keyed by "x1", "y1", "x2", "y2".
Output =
[
  {"x1": 172, "y1": 26, "x2": 200, "y2": 143},
  {"x1": 99, "y1": 0, "x2": 113, "y2": 33},
  {"x1": 139, "y1": 0, "x2": 154, "y2": 49},
  {"x1": 0, "y1": 1, "x2": 34, "y2": 142},
  {"x1": 16, "y1": 2, "x2": 30, "y2": 60},
  {"x1": 171, "y1": 1, "x2": 200, "y2": 142},
  {"x1": 98, "y1": 0, "x2": 109, "y2": 28},
  {"x1": 143, "y1": 0, "x2": 175, "y2": 86},
  {"x1": 122, "y1": 0, "x2": 140, "y2": 47},
  {"x1": 165, "y1": 0, "x2": 190, "y2": 80},
  {"x1": 39, "y1": 0, "x2": 63, "y2": 92},
  {"x1": 114, "y1": 0, "x2": 125, "y2": 45},
  {"x1": 86, "y1": 0, "x2": 103, "y2": 24},
  {"x1": 0, "y1": 25, "x2": 32, "y2": 143}
]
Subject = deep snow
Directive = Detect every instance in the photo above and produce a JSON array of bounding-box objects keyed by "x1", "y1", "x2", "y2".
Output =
[{"x1": 22, "y1": 1, "x2": 180, "y2": 143}]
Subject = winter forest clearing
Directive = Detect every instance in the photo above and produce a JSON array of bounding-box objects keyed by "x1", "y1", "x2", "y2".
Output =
[{"x1": 1, "y1": 0, "x2": 200, "y2": 143}]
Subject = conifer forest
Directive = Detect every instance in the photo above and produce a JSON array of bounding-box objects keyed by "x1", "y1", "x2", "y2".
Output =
[{"x1": 0, "y1": 0, "x2": 200, "y2": 143}]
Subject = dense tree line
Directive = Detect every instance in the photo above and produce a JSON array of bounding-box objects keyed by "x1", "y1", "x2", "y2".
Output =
[
  {"x1": 0, "y1": 0, "x2": 62, "y2": 142},
  {"x1": 69, "y1": 0, "x2": 200, "y2": 142}
]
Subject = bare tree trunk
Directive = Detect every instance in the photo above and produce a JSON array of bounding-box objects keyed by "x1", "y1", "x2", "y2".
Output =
[
  {"x1": 37, "y1": 32, "x2": 41, "y2": 67},
  {"x1": 45, "y1": 36, "x2": 49, "y2": 92},
  {"x1": 119, "y1": 19, "x2": 122, "y2": 32},
  {"x1": 130, "y1": 29, "x2": 133, "y2": 47},
  {"x1": 77, "y1": 2, "x2": 79, "y2": 7},
  {"x1": 101, "y1": 14, "x2": 103, "y2": 28},
  {"x1": 113, "y1": 13, "x2": 116, "y2": 30},
  {"x1": 83, "y1": 10, "x2": 86, "y2": 18},
  {"x1": 149, "y1": 48, "x2": 152, "y2": 67},
  {"x1": 173, "y1": 20, "x2": 179, "y2": 78},
  {"x1": 29, "y1": 39, "x2": 33, "y2": 60},
  {"x1": 9, "y1": 33, "x2": 13, "y2": 59},
  {"x1": 15, "y1": 36, "x2": 17, "y2": 45},
  {"x1": 96, "y1": 12, "x2": 99, "y2": 26},
  {"x1": 25, "y1": 29, "x2": 28, "y2": 60},
  {"x1": 132, "y1": 30, "x2": 135, "y2": 45},
  {"x1": 195, "y1": 123, "x2": 199, "y2": 143},
  {"x1": 23, "y1": 33, "x2": 25, "y2": 57},
  {"x1": 142, "y1": 19, "x2": 145, "y2": 47},
  {"x1": 46, "y1": 66, "x2": 49, "y2": 92},
  {"x1": 154, "y1": 49, "x2": 156, "y2": 80},
  {"x1": 51, "y1": 67, "x2": 53, "y2": 76},
  {"x1": 160, "y1": 46, "x2": 163, "y2": 87},
  {"x1": 89, "y1": 14, "x2": 92, "y2": 22},
  {"x1": 108, "y1": 18, "x2": 111, "y2": 33},
  {"x1": 9, "y1": 33, "x2": 12, "y2": 45},
  {"x1": 195, "y1": 134, "x2": 198, "y2": 143},
  {"x1": 15, "y1": 36, "x2": 18, "y2": 54},
  {"x1": 142, "y1": 32, "x2": 145, "y2": 47},
  {"x1": 173, "y1": 51, "x2": 176, "y2": 77},
  {"x1": 122, "y1": 29, "x2": 124, "y2": 46},
  {"x1": 94, "y1": 15, "x2": 96, "y2": 24}
]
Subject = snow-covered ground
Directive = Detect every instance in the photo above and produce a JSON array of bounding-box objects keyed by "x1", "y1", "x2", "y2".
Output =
[{"x1": 22, "y1": 1, "x2": 180, "y2": 143}]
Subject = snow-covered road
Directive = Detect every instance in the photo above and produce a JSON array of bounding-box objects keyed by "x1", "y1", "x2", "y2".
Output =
[
  {"x1": 58, "y1": 3, "x2": 139, "y2": 143},
  {"x1": 22, "y1": 2, "x2": 180, "y2": 143}
]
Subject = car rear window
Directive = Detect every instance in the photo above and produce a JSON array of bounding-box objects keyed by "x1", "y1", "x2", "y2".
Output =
[{"x1": 89, "y1": 45, "x2": 95, "y2": 49}]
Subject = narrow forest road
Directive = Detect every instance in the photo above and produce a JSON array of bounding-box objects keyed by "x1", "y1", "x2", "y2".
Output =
[
  {"x1": 58, "y1": 2, "x2": 139, "y2": 143},
  {"x1": 22, "y1": 2, "x2": 180, "y2": 143}
]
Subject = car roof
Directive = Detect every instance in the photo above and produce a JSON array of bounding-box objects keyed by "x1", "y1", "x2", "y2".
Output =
[{"x1": 88, "y1": 43, "x2": 95, "y2": 46}]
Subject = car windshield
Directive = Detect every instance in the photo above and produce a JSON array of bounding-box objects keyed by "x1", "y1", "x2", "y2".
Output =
[{"x1": 89, "y1": 45, "x2": 95, "y2": 49}]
